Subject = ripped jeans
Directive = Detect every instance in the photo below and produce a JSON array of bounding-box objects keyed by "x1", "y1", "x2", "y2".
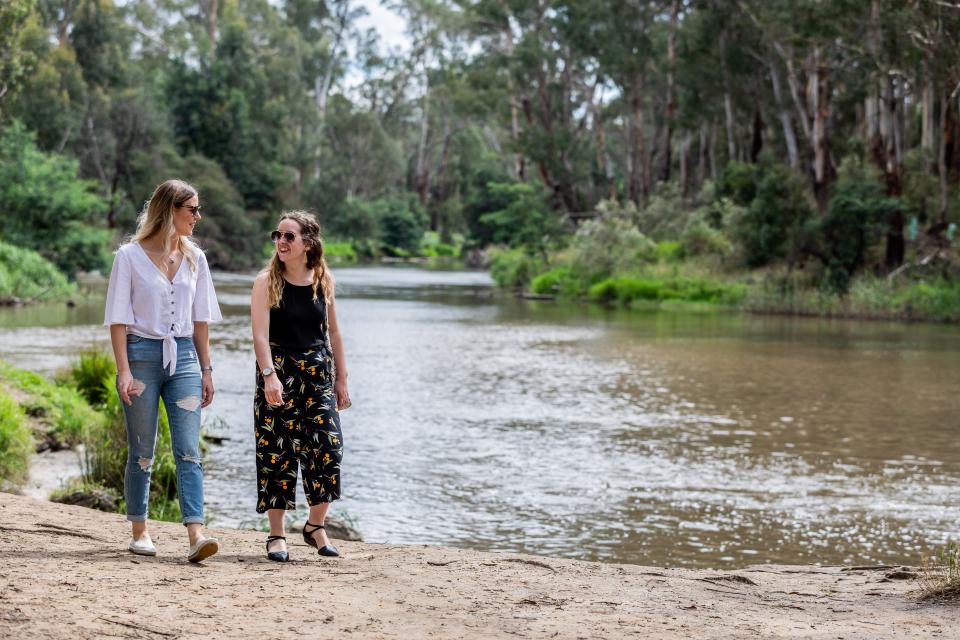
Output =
[{"x1": 120, "y1": 334, "x2": 205, "y2": 525}]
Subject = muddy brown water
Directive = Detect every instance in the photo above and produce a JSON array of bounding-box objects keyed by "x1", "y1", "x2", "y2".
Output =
[{"x1": 1, "y1": 266, "x2": 958, "y2": 568}]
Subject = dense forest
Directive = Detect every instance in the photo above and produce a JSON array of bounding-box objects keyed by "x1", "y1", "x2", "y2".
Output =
[{"x1": 1, "y1": 0, "x2": 959, "y2": 317}]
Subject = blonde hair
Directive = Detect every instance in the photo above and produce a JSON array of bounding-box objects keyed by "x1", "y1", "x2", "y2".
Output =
[
  {"x1": 264, "y1": 211, "x2": 333, "y2": 308},
  {"x1": 130, "y1": 179, "x2": 200, "y2": 272}
]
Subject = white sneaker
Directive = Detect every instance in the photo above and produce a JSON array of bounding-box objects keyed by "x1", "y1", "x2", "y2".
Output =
[
  {"x1": 187, "y1": 536, "x2": 220, "y2": 563},
  {"x1": 128, "y1": 534, "x2": 157, "y2": 556}
]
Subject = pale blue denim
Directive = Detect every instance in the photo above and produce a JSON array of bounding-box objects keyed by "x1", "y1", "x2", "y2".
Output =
[{"x1": 121, "y1": 335, "x2": 205, "y2": 525}]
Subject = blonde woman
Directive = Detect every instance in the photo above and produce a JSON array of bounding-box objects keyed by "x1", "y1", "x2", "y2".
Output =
[
  {"x1": 104, "y1": 179, "x2": 223, "y2": 562},
  {"x1": 251, "y1": 211, "x2": 350, "y2": 562}
]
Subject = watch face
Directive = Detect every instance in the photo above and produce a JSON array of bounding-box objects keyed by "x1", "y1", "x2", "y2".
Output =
[{"x1": 261, "y1": 368, "x2": 272, "y2": 376}]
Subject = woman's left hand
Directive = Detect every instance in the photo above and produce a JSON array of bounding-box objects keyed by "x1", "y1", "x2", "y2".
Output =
[
  {"x1": 201, "y1": 371, "x2": 215, "y2": 408},
  {"x1": 335, "y1": 377, "x2": 351, "y2": 411}
]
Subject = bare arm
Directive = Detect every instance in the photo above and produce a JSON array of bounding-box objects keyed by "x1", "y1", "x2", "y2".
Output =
[
  {"x1": 327, "y1": 275, "x2": 350, "y2": 410},
  {"x1": 251, "y1": 273, "x2": 284, "y2": 406},
  {"x1": 192, "y1": 321, "x2": 214, "y2": 407},
  {"x1": 110, "y1": 324, "x2": 136, "y2": 406}
]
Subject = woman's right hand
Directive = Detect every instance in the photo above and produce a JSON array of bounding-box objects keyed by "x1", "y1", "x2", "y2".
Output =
[
  {"x1": 116, "y1": 369, "x2": 137, "y2": 406},
  {"x1": 264, "y1": 374, "x2": 285, "y2": 407}
]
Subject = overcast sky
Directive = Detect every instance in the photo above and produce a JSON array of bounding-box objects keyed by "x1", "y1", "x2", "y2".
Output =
[{"x1": 355, "y1": 0, "x2": 410, "y2": 53}]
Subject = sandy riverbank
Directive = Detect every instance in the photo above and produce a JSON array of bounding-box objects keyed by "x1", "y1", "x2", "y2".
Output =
[{"x1": 0, "y1": 492, "x2": 954, "y2": 639}]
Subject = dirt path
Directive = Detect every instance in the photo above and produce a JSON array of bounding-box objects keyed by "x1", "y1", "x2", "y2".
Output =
[{"x1": 0, "y1": 492, "x2": 954, "y2": 639}]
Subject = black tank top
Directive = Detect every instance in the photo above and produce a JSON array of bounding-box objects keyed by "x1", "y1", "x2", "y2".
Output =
[{"x1": 269, "y1": 280, "x2": 328, "y2": 349}]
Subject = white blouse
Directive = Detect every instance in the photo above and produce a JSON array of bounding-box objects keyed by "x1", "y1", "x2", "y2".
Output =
[{"x1": 104, "y1": 243, "x2": 222, "y2": 374}]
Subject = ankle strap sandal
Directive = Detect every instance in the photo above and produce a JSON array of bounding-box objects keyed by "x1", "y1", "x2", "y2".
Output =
[{"x1": 302, "y1": 521, "x2": 339, "y2": 558}]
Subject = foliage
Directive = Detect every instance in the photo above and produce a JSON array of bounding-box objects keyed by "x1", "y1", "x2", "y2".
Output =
[
  {"x1": 0, "y1": 360, "x2": 102, "y2": 449},
  {"x1": 0, "y1": 240, "x2": 76, "y2": 302},
  {"x1": 488, "y1": 247, "x2": 546, "y2": 291},
  {"x1": 681, "y1": 221, "x2": 735, "y2": 259},
  {"x1": 814, "y1": 157, "x2": 898, "y2": 293},
  {"x1": 588, "y1": 275, "x2": 747, "y2": 307},
  {"x1": 724, "y1": 159, "x2": 815, "y2": 268},
  {"x1": 569, "y1": 205, "x2": 657, "y2": 282},
  {"x1": 472, "y1": 182, "x2": 565, "y2": 256},
  {"x1": 0, "y1": 121, "x2": 110, "y2": 276},
  {"x1": 64, "y1": 351, "x2": 182, "y2": 523},
  {"x1": 920, "y1": 540, "x2": 960, "y2": 602},
  {"x1": 530, "y1": 267, "x2": 582, "y2": 297},
  {"x1": 323, "y1": 241, "x2": 358, "y2": 263},
  {"x1": 0, "y1": 389, "x2": 33, "y2": 487}
]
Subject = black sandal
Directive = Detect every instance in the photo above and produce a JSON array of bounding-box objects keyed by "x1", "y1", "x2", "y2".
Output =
[
  {"x1": 302, "y1": 521, "x2": 339, "y2": 557},
  {"x1": 265, "y1": 535, "x2": 289, "y2": 562}
]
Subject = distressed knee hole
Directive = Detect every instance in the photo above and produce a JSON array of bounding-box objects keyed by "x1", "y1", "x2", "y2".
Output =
[
  {"x1": 129, "y1": 379, "x2": 146, "y2": 397},
  {"x1": 176, "y1": 395, "x2": 201, "y2": 412},
  {"x1": 137, "y1": 457, "x2": 153, "y2": 472},
  {"x1": 181, "y1": 454, "x2": 202, "y2": 465}
]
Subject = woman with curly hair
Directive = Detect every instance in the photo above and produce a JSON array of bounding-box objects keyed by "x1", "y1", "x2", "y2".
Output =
[{"x1": 250, "y1": 211, "x2": 350, "y2": 562}]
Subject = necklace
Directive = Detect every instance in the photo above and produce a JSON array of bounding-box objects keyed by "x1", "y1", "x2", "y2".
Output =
[{"x1": 141, "y1": 245, "x2": 178, "y2": 264}]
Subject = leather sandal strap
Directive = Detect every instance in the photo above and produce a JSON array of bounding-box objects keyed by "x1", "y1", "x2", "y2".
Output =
[
  {"x1": 303, "y1": 521, "x2": 325, "y2": 534},
  {"x1": 266, "y1": 535, "x2": 286, "y2": 541}
]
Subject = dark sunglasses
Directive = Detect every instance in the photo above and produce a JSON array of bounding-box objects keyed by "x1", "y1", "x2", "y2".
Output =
[{"x1": 270, "y1": 230, "x2": 298, "y2": 243}]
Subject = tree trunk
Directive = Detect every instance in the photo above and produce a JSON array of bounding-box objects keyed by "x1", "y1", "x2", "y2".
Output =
[
  {"x1": 660, "y1": 0, "x2": 679, "y2": 182},
  {"x1": 414, "y1": 76, "x2": 430, "y2": 210},
  {"x1": 313, "y1": 0, "x2": 351, "y2": 179},
  {"x1": 680, "y1": 130, "x2": 692, "y2": 196},
  {"x1": 922, "y1": 74, "x2": 936, "y2": 171},
  {"x1": 750, "y1": 106, "x2": 764, "y2": 162},
  {"x1": 719, "y1": 30, "x2": 736, "y2": 161},
  {"x1": 939, "y1": 91, "x2": 952, "y2": 223},
  {"x1": 769, "y1": 62, "x2": 799, "y2": 168},
  {"x1": 626, "y1": 74, "x2": 647, "y2": 205},
  {"x1": 432, "y1": 113, "x2": 452, "y2": 232},
  {"x1": 709, "y1": 123, "x2": 718, "y2": 182},
  {"x1": 808, "y1": 47, "x2": 832, "y2": 212},
  {"x1": 203, "y1": 0, "x2": 219, "y2": 59},
  {"x1": 594, "y1": 95, "x2": 615, "y2": 200},
  {"x1": 698, "y1": 122, "x2": 708, "y2": 185}
]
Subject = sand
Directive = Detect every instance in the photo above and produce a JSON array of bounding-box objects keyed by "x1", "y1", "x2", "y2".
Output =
[{"x1": 0, "y1": 492, "x2": 955, "y2": 639}]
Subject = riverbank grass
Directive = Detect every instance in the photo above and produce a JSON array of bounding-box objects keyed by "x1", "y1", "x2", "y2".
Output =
[
  {"x1": 62, "y1": 350, "x2": 183, "y2": 522},
  {"x1": 920, "y1": 541, "x2": 960, "y2": 602},
  {"x1": 0, "y1": 361, "x2": 102, "y2": 451},
  {"x1": 0, "y1": 390, "x2": 32, "y2": 489},
  {"x1": 0, "y1": 241, "x2": 76, "y2": 304}
]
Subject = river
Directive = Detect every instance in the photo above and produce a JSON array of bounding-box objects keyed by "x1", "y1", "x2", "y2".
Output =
[{"x1": 1, "y1": 266, "x2": 958, "y2": 568}]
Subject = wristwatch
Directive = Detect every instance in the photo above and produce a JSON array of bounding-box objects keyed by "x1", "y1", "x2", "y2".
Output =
[{"x1": 260, "y1": 366, "x2": 275, "y2": 377}]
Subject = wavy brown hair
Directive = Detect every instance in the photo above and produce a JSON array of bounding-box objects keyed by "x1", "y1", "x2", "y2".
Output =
[
  {"x1": 130, "y1": 179, "x2": 200, "y2": 272},
  {"x1": 264, "y1": 211, "x2": 333, "y2": 308}
]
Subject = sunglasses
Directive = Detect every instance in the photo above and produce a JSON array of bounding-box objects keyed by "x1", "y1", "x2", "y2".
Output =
[
  {"x1": 271, "y1": 230, "x2": 298, "y2": 243},
  {"x1": 178, "y1": 204, "x2": 202, "y2": 217}
]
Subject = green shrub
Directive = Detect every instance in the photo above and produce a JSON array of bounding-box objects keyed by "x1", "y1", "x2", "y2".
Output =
[
  {"x1": 0, "y1": 390, "x2": 33, "y2": 487},
  {"x1": 476, "y1": 182, "x2": 566, "y2": 256},
  {"x1": 323, "y1": 241, "x2": 358, "y2": 263},
  {"x1": 682, "y1": 221, "x2": 735, "y2": 258},
  {"x1": 0, "y1": 240, "x2": 76, "y2": 302},
  {"x1": 570, "y1": 212, "x2": 656, "y2": 282},
  {"x1": 67, "y1": 352, "x2": 182, "y2": 522},
  {"x1": 727, "y1": 159, "x2": 814, "y2": 268},
  {"x1": 488, "y1": 247, "x2": 545, "y2": 290},
  {"x1": 421, "y1": 231, "x2": 460, "y2": 258},
  {"x1": 815, "y1": 157, "x2": 898, "y2": 293},
  {"x1": 656, "y1": 241, "x2": 685, "y2": 263},
  {"x1": 0, "y1": 121, "x2": 109, "y2": 276},
  {"x1": 637, "y1": 182, "x2": 689, "y2": 239},
  {"x1": 0, "y1": 361, "x2": 102, "y2": 448},
  {"x1": 57, "y1": 349, "x2": 115, "y2": 406},
  {"x1": 530, "y1": 267, "x2": 585, "y2": 297},
  {"x1": 588, "y1": 275, "x2": 746, "y2": 306},
  {"x1": 894, "y1": 280, "x2": 960, "y2": 322}
]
